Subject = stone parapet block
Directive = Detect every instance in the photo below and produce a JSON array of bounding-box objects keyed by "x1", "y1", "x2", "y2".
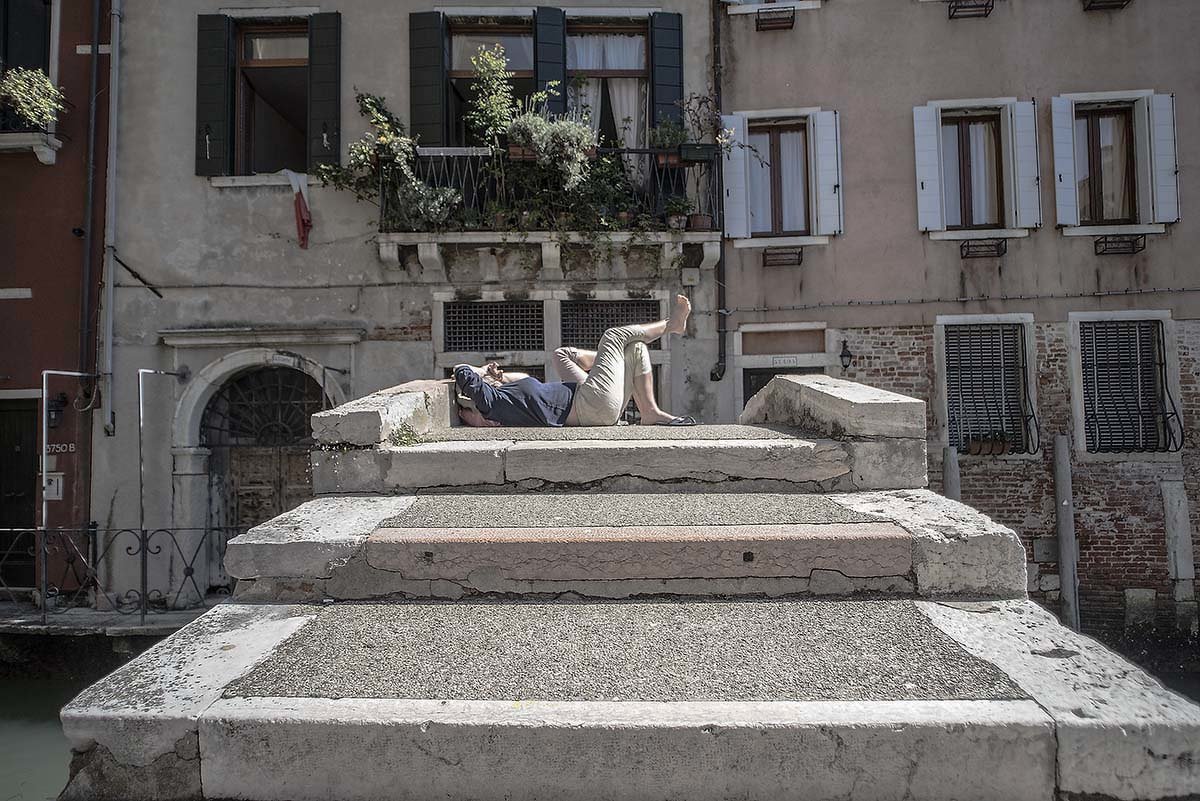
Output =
[
  {"x1": 740, "y1": 375, "x2": 926, "y2": 440},
  {"x1": 310, "y1": 379, "x2": 454, "y2": 447}
]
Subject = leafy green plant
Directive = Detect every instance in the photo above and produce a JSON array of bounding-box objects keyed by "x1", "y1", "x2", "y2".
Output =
[
  {"x1": 0, "y1": 66, "x2": 65, "y2": 128},
  {"x1": 536, "y1": 116, "x2": 596, "y2": 191},
  {"x1": 648, "y1": 118, "x2": 687, "y2": 150},
  {"x1": 665, "y1": 195, "x2": 692, "y2": 216},
  {"x1": 506, "y1": 112, "x2": 549, "y2": 149},
  {"x1": 463, "y1": 45, "x2": 514, "y2": 149}
]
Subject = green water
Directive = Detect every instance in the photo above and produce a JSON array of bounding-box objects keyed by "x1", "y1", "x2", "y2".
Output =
[{"x1": 0, "y1": 678, "x2": 86, "y2": 801}]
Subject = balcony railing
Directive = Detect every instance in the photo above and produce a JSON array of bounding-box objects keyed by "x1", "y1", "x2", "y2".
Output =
[{"x1": 379, "y1": 146, "x2": 722, "y2": 235}]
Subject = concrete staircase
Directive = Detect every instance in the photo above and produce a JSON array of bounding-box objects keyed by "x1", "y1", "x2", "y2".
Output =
[{"x1": 58, "y1": 376, "x2": 1200, "y2": 801}]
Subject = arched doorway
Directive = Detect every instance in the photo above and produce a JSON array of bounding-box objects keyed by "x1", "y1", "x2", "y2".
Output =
[{"x1": 200, "y1": 366, "x2": 327, "y2": 588}]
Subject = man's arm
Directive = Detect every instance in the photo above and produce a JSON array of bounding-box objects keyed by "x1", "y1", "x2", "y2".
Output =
[{"x1": 454, "y1": 364, "x2": 499, "y2": 413}]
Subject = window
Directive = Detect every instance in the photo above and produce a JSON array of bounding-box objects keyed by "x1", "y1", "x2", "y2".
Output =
[
  {"x1": 1074, "y1": 106, "x2": 1136, "y2": 225},
  {"x1": 235, "y1": 23, "x2": 309, "y2": 174},
  {"x1": 442, "y1": 300, "x2": 545, "y2": 352},
  {"x1": 1051, "y1": 92, "x2": 1179, "y2": 229},
  {"x1": 1077, "y1": 319, "x2": 1182, "y2": 453},
  {"x1": 748, "y1": 122, "x2": 809, "y2": 236},
  {"x1": 194, "y1": 13, "x2": 340, "y2": 177},
  {"x1": 912, "y1": 100, "x2": 1041, "y2": 234},
  {"x1": 565, "y1": 25, "x2": 648, "y2": 147},
  {"x1": 0, "y1": 0, "x2": 52, "y2": 132},
  {"x1": 448, "y1": 22, "x2": 536, "y2": 147},
  {"x1": 940, "y1": 111, "x2": 1004, "y2": 230},
  {"x1": 724, "y1": 110, "x2": 842, "y2": 240},
  {"x1": 561, "y1": 299, "x2": 662, "y2": 350},
  {"x1": 942, "y1": 323, "x2": 1038, "y2": 455}
]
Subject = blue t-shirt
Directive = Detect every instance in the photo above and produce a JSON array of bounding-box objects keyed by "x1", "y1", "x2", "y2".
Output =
[{"x1": 454, "y1": 366, "x2": 576, "y2": 427}]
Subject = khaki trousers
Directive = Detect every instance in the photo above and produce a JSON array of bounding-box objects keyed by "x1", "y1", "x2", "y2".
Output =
[{"x1": 558, "y1": 325, "x2": 653, "y2": 426}]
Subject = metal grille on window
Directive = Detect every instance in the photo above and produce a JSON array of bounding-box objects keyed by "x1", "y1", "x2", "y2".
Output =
[
  {"x1": 561, "y1": 300, "x2": 663, "y2": 350},
  {"x1": 443, "y1": 301, "x2": 545, "y2": 352},
  {"x1": 1079, "y1": 320, "x2": 1183, "y2": 453},
  {"x1": 944, "y1": 324, "x2": 1039, "y2": 455}
]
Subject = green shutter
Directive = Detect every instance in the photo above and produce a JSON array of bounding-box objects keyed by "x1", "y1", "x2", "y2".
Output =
[
  {"x1": 195, "y1": 14, "x2": 234, "y2": 177},
  {"x1": 308, "y1": 12, "x2": 341, "y2": 170},
  {"x1": 649, "y1": 12, "x2": 683, "y2": 126},
  {"x1": 534, "y1": 7, "x2": 566, "y2": 115},
  {"x1": 4, "y1": 0, "x2": 50, "y2": 70},
  {"x1": 409, "y1": 11, "x2": 447, "y2": 147}
]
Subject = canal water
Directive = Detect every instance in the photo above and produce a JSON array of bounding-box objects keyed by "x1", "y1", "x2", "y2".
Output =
[{"x1": 0, "y1": 677, "x2": 88, "y2": 801}]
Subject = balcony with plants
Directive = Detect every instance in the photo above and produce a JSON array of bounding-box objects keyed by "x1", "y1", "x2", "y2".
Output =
[
  {"x1": 0, "y1": 64, "x2": 66, "y2": 164},
  {"x1": 318, "y1": 45, "x2": 727, "y2": 279}
]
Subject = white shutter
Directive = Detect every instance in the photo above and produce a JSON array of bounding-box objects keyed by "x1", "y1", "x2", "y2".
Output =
[
  {"x1": 1150, "y1": 93, "x2": 1180, "y2": 223},
  {"x1": 1012, "y1": 101, "x2": 1042, "y2": 229},
  {"x1": 721, "y1": 113, "x2": 751, "y2": 239},
  {"x1": 810, "y1": 110, "x2": 843, "y2": 236},
  {"x1": 913, "y1": 105, "x2": 944, "y2": 232},
  {"x1": 1051, "y1": 96, "x2": 1079, "y2": 227}
]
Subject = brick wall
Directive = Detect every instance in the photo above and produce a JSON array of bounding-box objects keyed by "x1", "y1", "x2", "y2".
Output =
[{"x1": 838, "y1": 321, "x2": 1196, "y2": 641}]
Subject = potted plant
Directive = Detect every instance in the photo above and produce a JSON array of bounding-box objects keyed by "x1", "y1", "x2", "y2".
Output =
[
  {"x1": 506, "y1": 113, "x2": 546, "y2": 161},
  {"x1": 664, "y1": 195, "x2": 691, "y2": 230},
  {"x1": 0, "y1": 65, "x2": 65, "y2": 129},
  {"x1": 687, "y1": 208, "x2": 714, "y2": 231},
  {"x1": 648, "y1": 118, "x2": 687, "y2": 166}
]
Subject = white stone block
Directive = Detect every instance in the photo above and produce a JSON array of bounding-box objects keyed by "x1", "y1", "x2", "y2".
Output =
[
  {"x1": 311, "y1": 380, "x2": 453, "y2": 446},
  {"x1": 740, "y1": 375, "x2": 926, "y2": 439},
  {"x1": 312, "y1": 441, "x2": 509, "y2": 493}
]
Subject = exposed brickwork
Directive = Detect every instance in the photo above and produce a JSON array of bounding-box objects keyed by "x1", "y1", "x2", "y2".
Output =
[{"x1": 841, "y1": 321, "x2": 1197, "y2": 641}]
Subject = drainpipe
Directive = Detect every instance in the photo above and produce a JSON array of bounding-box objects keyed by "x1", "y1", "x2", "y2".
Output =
[
  {"x1": 78, "y1": 0, "x2": 102, "y2": 374},
  {"x1": 100, "y1": 0, "x2": 122, "y2": 435},
  {"x1": 708, "y1": 0, "x2": 727, "y2": 383}
]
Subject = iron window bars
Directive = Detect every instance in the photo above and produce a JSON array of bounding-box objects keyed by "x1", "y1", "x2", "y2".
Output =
[
  {"x1": 443, "y1": 300, "x2": 545, "y2": 353},
  {"x1": 1083, "y1": 0, "x2": 1133, "y2": 9},
  {"x1": 1094, "y1": 234, "x2": 1146, "y2": 256},
  {"x1": 948, "y1": 0, "x2": 995, "y2": 19},
  {"x1": 944, "y1": 323, "x2": 1040, "y2": 455},
  {"x1": 755, "y1": 6, "x2": 795, "y2": 31},
  {"x1": 561, "y1": 300, "x2": 664, "y2": 350},
  {"x1": 762, "y1": 246, "x2": 804, "y2": 267},
  {"x1": 1079, "y1": 319, "x2": 1183, "y2": 453},
  {"x1": 960, "y1": 239, "x2": 1007, "y2": 259}
]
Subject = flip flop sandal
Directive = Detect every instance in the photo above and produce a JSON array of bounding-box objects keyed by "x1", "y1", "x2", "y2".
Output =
[{"x1": 656, "y1": 415, "x2": 698, "y2": 426}]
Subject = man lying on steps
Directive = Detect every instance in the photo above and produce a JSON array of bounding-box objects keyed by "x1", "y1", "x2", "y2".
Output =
[{"x1": 454, "y1": 294, "x2": 698, "y2": 428}]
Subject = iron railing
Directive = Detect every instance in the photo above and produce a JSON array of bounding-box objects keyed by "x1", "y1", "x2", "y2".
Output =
[
  {"x1": 0, "y1": 525, "x2": 244, "y2": 624},
  {"x1": 380, "y1": 146, "x2": 721, "y2": 234}
]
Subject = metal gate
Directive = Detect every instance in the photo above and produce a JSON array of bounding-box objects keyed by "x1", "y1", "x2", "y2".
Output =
[{"x1": 200, "y1": 367, "x2": 326, "y2": 585}]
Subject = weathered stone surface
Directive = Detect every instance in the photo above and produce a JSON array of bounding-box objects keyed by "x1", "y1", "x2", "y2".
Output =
[
  {"x1": 58, "y1": 734, "x2": 203, "y2": 801},
  {"x1": 198, "y1": 696, "x2": 1054, "y2": 801},
  {"x1": 365, "y1": 523, "x2": 913, "y2": 585},
  {"x1": 831, "y1": 490, "x2": 1028, "y2": 598},
  {"x1": 312, "y1": 441, "x2": 509, "y2": 493},
  {"x1": 921, "y1": 599, "x2": 1200, "y2": 801},
  {"x1": 505, "y1": 438, "x2": 851, "y2": 486},
  {"x1": 310, "y1": 380, "x2": 453, "y2": 446},
  {"x1": 740, "y1": 375, "x2": 926, "y2": 439},
  {"x1": 60, "y1": 604, "x2": 314, "y2": 770},
  {"x1": 224, "y1": 495, "x2": 416, "y2": 580},
  {"x1": 843, "y1": 439, "x2": 928, "y2": 490}
]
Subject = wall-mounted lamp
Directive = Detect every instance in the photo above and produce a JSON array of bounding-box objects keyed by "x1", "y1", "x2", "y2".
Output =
[
  {"x1": 839, "y1": 340, "x2": 854, "y2": 372},
  {"x1": 47, "y1": 392, "x2": 69, "y2": 429}
]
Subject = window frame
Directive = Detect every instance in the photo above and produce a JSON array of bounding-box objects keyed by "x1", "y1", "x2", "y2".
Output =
[
  {"x1": 1074, "y1": 104, "x2": 1139, "y2": 226},
  {"x1": 233, "y1": 20, "x2": 309, "y2": 176},
  {"x1": 447, "y1": 21, "x2": 535, "y2": 79},
  {"x1": 748, "y1": 120, "x2": 810, "y2": 238},
  {"x1": 564, "y1": 21, "x2": 649, "y2": 80},
  {"x1": 939, "y1": 110, "x2": 1005, "y2": 231},
  {"x1": 933, "y1": 314, "x2": 1040, "y2": 460}
]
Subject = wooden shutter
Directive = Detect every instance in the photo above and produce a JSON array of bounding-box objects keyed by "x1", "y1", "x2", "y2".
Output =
[
  {"x1": 410, "y1": 11, "x2": 448, "y2": 147},
  {"x1": 1050, "y1": 96, "x2": 1079, "y2": 227},
  {"x1": 721, "y1": 114, "x2": 750, "y2": 239},
  {"x1": 1079, "y1": 320, "x2": 1169, "y2": 453},
  {"x1": 534, "y1": 7, "x2": 566, "y2": 115},
  {"x1": 1011, "y1": 101, "x2": 1042, "y2": 229},
  {"x1": 3, "y1": 0, "x2": 50, "y2": 70},
  {"x1": 195, "y1": 14, "x2": 234, "y2": 177},
  {"x1": 810, "y1": 110, "x2": 843, "y2": 236},
  {"x1": 649, "y1": 12, "x2": 683, "y2": 126},
  {"x1": 912, "y1": 105, "x2": 944, "y2": 232},
  {"x1": 1150, "y1": 93, "x2": 1179, "y2": 224},
  {"x1": 307, "y1": 12, "x2": 341, "y2": 170}
]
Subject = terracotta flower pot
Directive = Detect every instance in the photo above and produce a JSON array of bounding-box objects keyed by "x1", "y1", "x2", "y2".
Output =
[
  {"x1": 507, "y1": 144, "x2": 537, "y2": 161},
  {"x1": 688, "y1": 213, "x2": 714, "y2": 231}
]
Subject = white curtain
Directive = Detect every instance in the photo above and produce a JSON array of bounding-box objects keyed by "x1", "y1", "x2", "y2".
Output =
[
  {"x1": 1101, "y1": 115, "x2": 1131, "y2": 220},
  {"x1": 748, "y1": 132, "x2": 772, "y2": 233},
  {"x1": 602, "y1": 35, "x2": 647, "y2": 150},
  {"x1": 779, "y1": 130, "x2": 807, "y2": 233},
  {"x1": 969, "y1": 121, "x2": 999, "y2": 226},
  {"x1": 566, "y1": 36, "x2": 604, "y2": 135},
  {"x1": 941, "y1": 124, "x2": 963, "y2": 228}
]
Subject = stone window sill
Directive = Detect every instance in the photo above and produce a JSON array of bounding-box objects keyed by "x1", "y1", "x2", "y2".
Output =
[
  {"x1": 209, "y1": 174, "x2": 299, "y2": 188},
  {"x1": 1061, "y1": 223, "x2": 1167, "y2": 237},
  {"x1": 0, "y1": 131, "x2": 63, "y2": 165},
  {"x1": 731, "y1": 235, "x2": 830, "y2": 249},
  {"x1": 726, "y1": 0, "x2": 821, "y2": 14},
  {"x1": 928, "y1": 229, "x2": 1031, "y2": 241}
]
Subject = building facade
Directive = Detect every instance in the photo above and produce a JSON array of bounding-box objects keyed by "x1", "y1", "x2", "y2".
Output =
[
  {"x1": 0, "y1": 0, "x2": 110, "y2": 593},
  {"x1": 717, "y1": 0, "x2": 1197, "y2": 638}
]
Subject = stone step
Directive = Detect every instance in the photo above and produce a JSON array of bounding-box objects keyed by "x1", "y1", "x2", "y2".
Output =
[
  {"x1": 312, "y1": 428, "x2": 927, "y2": 494},
  {"x1": 224, "y1": 490, "x2": 1028, "y2": 601},
  {"x1": 59, "y1": 599, "x2": 1200, "y2": 801}
]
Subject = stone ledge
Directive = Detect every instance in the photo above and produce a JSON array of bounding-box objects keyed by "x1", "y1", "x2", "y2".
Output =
[
  {"x1": 740, "y1": 374, "x2": 926, "y2": 440},
  {"x1": 311, "y1": 379, "x2": 454, "y2": 446}
]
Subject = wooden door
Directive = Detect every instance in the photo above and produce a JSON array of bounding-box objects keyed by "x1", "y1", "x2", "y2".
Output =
[{"x1": 0, "y1": 400, "x2": 38, "y2": 588}]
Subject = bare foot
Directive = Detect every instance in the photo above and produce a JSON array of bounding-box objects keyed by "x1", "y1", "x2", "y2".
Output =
[{"x1": 666, "y1": 294, "x2": 691, "y2": 335}]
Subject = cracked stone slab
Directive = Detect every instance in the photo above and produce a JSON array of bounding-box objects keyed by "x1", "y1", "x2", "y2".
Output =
[
  {"x1": 423, "y1": 423, "x2": 799, "y2": 442},
  {"x1": 224, "y1": 599, "x2": 1024, "y2": 702},
  {"x1": 920, "y1": 599, "x2": 1200, "y2": 801},
  {"x1": 197, "y1": 696, "x2": 1054, "y2": 801},
  {"x1": 311, "y1": 380, "x2": 453, "y2": 446},
  {"x1": 830, "y1": 489, "x2": 1027, "y2": 598},
  {"x1": 224, "y1": 495, "x2": 417, "y2": 580},
  {"x1": 741, "y1": 374, "x2": 926, "y2": 439},
  {"x1": 60, "y1": 603, "x2": 315, "y2": 768},
  {"x1": 366, "y1": 523, "x2": 914, "y2": 584},
  {"x1": 312, "y1": 440, "x2": 510, "y2": 493}
]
